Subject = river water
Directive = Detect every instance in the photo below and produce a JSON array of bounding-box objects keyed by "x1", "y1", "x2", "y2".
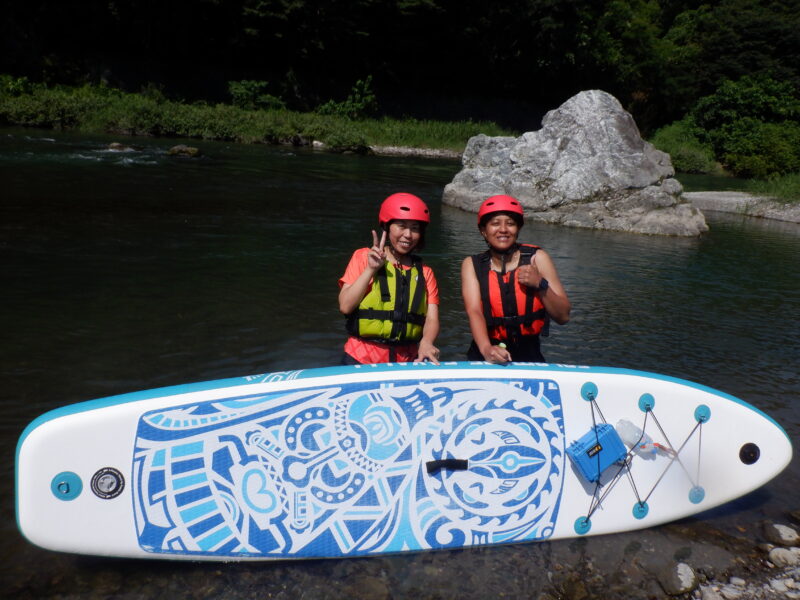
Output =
[{"x1": 1, "y1": 128, "x2": 798, "y2": 598}]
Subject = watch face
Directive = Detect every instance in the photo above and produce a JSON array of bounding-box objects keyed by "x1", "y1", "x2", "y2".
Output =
[{"x1": 539, "y1": 277, "x2": 549, "y2": 290}]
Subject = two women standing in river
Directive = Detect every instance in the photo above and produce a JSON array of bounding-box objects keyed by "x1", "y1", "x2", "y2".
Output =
[{"x1": 338, "y1": 193, "x2": 571, "y2": 365}]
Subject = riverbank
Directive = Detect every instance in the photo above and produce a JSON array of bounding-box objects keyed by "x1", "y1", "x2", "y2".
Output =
[
  {"x1": 684, "y1": 191, "x2": 800, "y2": 224},
  {"x1": 369, "y1": 144, "x2": 462, "y2": 159},
  {"x1": 530, "y1": 513, "x2": 800, "y2": 600},
  {"x1": 674, "y1": 517, "x2": 800, "y2": 600}
]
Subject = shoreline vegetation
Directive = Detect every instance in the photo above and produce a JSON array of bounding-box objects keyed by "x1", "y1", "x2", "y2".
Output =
[
  {"x1": 0, "y1": 76, "x2": 510, "y2": 155},
  {"x1": 1, "y1": 77, "x2": 798, "y2": 207}
]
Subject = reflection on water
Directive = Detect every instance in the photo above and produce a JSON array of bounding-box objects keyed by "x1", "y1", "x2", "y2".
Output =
[{"x1": 1, "y1": 127, "x2": 798, "y2": 597}]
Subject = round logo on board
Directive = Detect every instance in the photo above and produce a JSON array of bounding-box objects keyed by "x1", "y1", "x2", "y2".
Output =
[{"x1": 91, "y1": 467, "x2": 125, "y2": 499}]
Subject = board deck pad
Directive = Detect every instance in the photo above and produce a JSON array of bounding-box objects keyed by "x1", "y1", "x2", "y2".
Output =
[
  {"x1": 134, "y1": 377, "x2": 563, "y2": 558},
  {"x1": 16, "y1": 362, "x2": 793, "y2": 560}
]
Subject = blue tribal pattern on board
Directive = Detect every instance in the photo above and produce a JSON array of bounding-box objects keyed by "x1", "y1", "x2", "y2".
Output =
[{"x1": 132, "y1": 377, "x2": 565, "y2": 558}]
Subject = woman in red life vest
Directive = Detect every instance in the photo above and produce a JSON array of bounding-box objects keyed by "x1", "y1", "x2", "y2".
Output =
[
  {"x1": 338, "y1": 193, "x2": 441, "y2": 365},
  {"x1": 461, "y1": 194, "x2": 571, "y2": 364}
]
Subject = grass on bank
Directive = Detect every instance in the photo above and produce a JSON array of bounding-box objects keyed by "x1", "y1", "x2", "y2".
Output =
[
  {"x1": 0, "y1": 78, "x2": 515, "y2": 153},
  {"x1": 745, "y1": 173, "x2": 800, "y2": 205}
]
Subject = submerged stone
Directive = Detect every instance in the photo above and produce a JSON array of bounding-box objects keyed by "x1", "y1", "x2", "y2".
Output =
[
  {"x1": 764, "y1": 522, "x2": 800, "y2": 547},
  {"x1": 167, "y1": 144, "x2": 201, "y2": 157},
  {"x1": 769, "y1": 547, "x2": 800, "y2": 567},
  {"x1": 657, "y1": 561, "x2": 699, "y2": 595}
]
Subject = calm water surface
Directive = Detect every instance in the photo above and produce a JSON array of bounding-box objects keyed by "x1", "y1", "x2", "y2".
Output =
[{"x1": 1, "y1": 128, "x2": 798, "y2": 597}]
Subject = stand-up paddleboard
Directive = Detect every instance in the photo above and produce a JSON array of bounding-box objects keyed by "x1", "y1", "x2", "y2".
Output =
[{"x1": 16, "y1": 362, "x2": 791, "y2": 560}]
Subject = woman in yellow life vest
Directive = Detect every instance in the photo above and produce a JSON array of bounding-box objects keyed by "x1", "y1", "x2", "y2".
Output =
[
  {"x1": 461, "y1": 194, "x2": 571, "y2": 364},
  {"x1": 338, "y1": 193, "x2": 441, "y2": 365}
]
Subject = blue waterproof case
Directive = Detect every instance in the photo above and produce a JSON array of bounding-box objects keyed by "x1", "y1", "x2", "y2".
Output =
[{"x1": 566, "y1": 423, "x2": 628, "y2": 482}]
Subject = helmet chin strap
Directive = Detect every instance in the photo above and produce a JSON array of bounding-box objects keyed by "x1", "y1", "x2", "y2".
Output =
[
  {"x1": 487, "y1": 242, "x2": 520, "y2": 274},
  {"x1": 383, "y1": 226, "x2": 401, "y2": 264}
]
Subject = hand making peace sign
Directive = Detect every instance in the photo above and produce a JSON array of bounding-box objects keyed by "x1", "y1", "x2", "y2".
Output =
[{"x1": 367, "y1": 229, "x2": 388, "y2": 270}]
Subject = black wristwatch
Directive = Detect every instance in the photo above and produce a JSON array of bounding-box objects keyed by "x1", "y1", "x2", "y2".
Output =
[{"x1": 535, "y1": 277, "x2": 549, "y2": 292}]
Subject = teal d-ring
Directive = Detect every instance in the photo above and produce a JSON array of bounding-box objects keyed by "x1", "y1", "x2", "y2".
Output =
[
  {"x1": 574, "y1": 516, "x2": 592, "y2": 535},
  {"x1": 51, "y1": 471, "x2": 82, "y2": 501},
  {"x1": 581, "y1": 382, "x2": 598, "y2": 402},
  {"x1": 632, "y1": 502, "x2": 649, "y2": 519}
]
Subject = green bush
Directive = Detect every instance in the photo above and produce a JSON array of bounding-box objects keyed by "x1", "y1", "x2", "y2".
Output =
[
  {"x1": 228, "y1": 80, "x2": 286, "y2": 111},
  {"x1": 0, "y1": 74, "x2": 36, "y2": 96},
  {"x1": 0, "y1": 85, "x2": 108, "y2": 128},
  {"x1": 649, "y1": 116, "x2": 716, "y2": 174},
  {"x1": 139, "y1": 82, "x2": 169, "y2": 104},
  {"x1": 317, "y1": 76, "x2": 378, "y2": 120},
  {"x1": 715, "y1": 119, "x2": 800, "y2": 179}
]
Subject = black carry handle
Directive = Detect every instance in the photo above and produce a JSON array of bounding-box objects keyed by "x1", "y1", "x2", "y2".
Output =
[{"x1": 426, "y1": 459, "x2": 469, "y2": 474}]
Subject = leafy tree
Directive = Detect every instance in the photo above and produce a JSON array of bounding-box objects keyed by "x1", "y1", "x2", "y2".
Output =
[
  {"x1": 692, "y1": 75, "x2": 800, "y2": 132},
  {"x1": 691, "y1": 75, "x2": 800, "y2": 177},
  {"x1": 660, "y1": 0, "x2": 800, "y2": 119},
  {"x1": 2, "y1": 0, "x2": 800, "y2": 134}
]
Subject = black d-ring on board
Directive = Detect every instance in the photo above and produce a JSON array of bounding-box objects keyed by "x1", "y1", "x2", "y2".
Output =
[{"x1": 426, "y1": 459, "x2": 469, "y2": 474}]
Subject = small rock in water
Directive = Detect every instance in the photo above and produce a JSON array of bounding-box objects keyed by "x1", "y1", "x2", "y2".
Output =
[
  {"x1": 699, "y1": 586, "x2": 725, "y2": 600},
  {"x1": 763, "y1": 522, "x2": 800, "y2": 546},
  {"x1": 658, "y1": 561, "x2": 698, "y2": 596},
  {"x1": 108, "y1": 142, "x2": 133, "y2": 151},
  {"x1": 167, "y1": 144, "x2": 201, "y2": 157},
  {"x1": 770, "y1": 577, "x2": 790, "y2": 593},
  {"x1": 718, "y1": 585, "x2": 743, "y2": 599},
  {"x1": 769, "y1": 546, "x2": 800, "y2": 567}
]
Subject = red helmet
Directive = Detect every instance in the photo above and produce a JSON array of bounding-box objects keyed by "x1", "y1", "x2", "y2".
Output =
[
  {"x1": 378, "y1": 193, "x2": 430, "y2": 226},
  {"x1": 477, "y1": 194, "x2": 524, "y2": 226}
]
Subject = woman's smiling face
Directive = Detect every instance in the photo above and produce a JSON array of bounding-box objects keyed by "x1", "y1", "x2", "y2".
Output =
[
  {"x1": 480, "y1": 213, "x2": 520, "y2": 250},
  {"x1": 387, "y1": 219, "x2": 422, "y2": 255}
]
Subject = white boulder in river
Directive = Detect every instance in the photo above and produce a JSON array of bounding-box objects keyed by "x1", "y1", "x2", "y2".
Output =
[{"x1": 442, "y1": 89, "x2": 708, "y2": 236}]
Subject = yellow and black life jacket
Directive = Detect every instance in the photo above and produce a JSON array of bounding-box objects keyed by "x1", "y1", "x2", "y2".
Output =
[
  {"x1": 471, "y1": 244, "x2": 548, "y2": 343},
  {"x1": 346, "y1": 257, "x2": 428, "y2": 343}
]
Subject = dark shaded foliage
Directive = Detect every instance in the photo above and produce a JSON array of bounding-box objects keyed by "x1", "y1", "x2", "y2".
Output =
[{"x1": 1, "y1": 0, "x2": 798, "y2": 133}]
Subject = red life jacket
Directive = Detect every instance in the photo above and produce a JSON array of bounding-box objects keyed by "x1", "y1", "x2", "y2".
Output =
[{"x1": 471, "y1": 244, "x2": 548, "y2": 344}]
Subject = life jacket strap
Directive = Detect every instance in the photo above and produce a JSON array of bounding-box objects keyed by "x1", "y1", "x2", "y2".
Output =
[
  {"x1": 484, "y1": 308, "x2": 547, "y2": 329},
  {"x1": 356, "y1": 308, "x2": 426, "y2": 326},
  {"x1": 375, "y1": 268, "x2": 391, "y2": 302}
]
